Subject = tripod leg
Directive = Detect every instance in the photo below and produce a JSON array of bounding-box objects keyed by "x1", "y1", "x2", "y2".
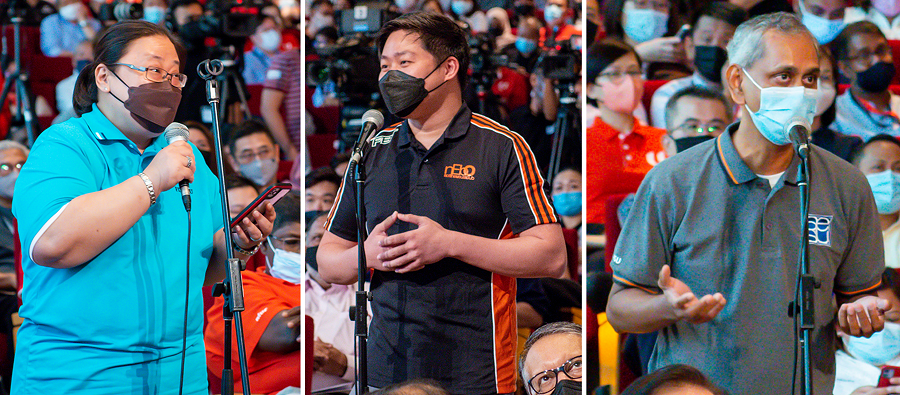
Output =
[
  {"x1": 15, "y1": 76, "x2": 37, "y2": 144},
  {"x1": 230, "y1": 72, "x2": 252, "y2": 121}
]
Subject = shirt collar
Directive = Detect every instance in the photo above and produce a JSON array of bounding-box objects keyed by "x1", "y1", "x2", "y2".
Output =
[
  {"x1": 597, "y1": 116, "x2": 652, "y2": 140},
  {"x1": 82, "y1": 104, "x2": 166, "y2": 154},
  {"x1": 715, "y1": 122, "x2": 802, "y2": 186},
  {"x1": 397, "y1": 103, "x2": 471, "y2": 149}
]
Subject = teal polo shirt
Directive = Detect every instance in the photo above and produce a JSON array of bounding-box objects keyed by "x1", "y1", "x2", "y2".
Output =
[{"x1": 11, "y1": 105, "x2": 224, "y2": 394}]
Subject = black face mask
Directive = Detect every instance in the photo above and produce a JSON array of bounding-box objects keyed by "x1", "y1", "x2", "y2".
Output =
[
  {"x1": 674, "y1": 135, "x2": 715, "y2": 153},
  {"x1": 305, "y1": 245, "x2": 319, "y2": 272},
  {"x1": 857, "y1": 61, "x2": 896, "y2": 93},
  {"x1": 489, "y1": 25, "x2": 504, "y2": 37},
  {"x1": 378, "y1": 58, "x2": 449, "y2": 118},
  {"x1": 550, "y1": 379, "x2": 580, "y2": 395},
  {"x1": 109, "y1": 69, "x2": 182, "y2": 133},
  {"x1": 693, "y1": 45, "x2": 727, "y2": 84}
]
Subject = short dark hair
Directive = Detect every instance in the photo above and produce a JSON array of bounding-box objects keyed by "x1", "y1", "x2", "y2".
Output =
[
  {"x1": 376, "y1": 12, "x2": 470, "y2": 89},
  {"x1": 620, "y1": 364, "x2": 725, "y2": 395},
  {"x1": 586, "y1": 38, "x2": 641, "y2": 84},
  {"x1": 310, "y1": 0, "x2": 332, "y2": 11},
  {"x1": 305, "y1": 210, "x2": 329, "y2": 233},
  {"x1": 818, "y1": 46, "x2": 839, "y2": 129},
  {"x1": 226, "y1": 118, "x2": 276, "y2": 156},
  {"x1": 225, "y1": 173, "x2": 258, "y2": 192},
  {"x1": 851, "y1": 133, "x2": 900, "y2": 165},
  {"x1": 73, "y1": 20, "x2": 186, "y2": 116},
  {"x1": 880, "y1": 268, "x2": 900, "y2": 301},
  {"x1": 370, "y1": 379, "x2": 450, "y2": 395},
  {"x1": 330, "y1": 151, "x2": 351, "y2": 172},
  {"x1": 663, "y1": 85, "x2": 732, "y2": 131},
  {"x1": 831, "y1": 20, "x2": 887, "y2": 61},
  {"x1": 690, "y1": 1, "x2": 747, "y2": 29},
  {"x1": 305, "y1": 166, "x2": 342, "y2": 189},
  {"x1": 519, "y1": 322, "x2": 581, "y2": 382},
  {"x1": 273, "y1": 191, "x2": 302, "y2": 232}
]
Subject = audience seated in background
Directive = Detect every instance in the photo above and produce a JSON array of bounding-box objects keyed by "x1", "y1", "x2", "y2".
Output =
[
  {"x1": 831, "y1": 21, "x2": 900, "y2": 140},
  {"x1": 499, "y1": 15, "x2": 542, "y2": 74},
  {"x1": 243, "y1": 15, "x2": 284, "y2": 85},
  {"x1": 448, "y1": 0, "x2": 487, "y2": 32},
  {"x1": 306, "y1": 0, "x2": 336, "y2": 38},
  {"x1": 305, "y1": 211, "x2": 359, "y2": 394},
  {"x1": 53, "y1": 40, "x2": 93, "y2": 125},
  {"x1": 601, "y1": 0, "x2": 690, "y2": 80},
  {"x1": 833, "y1": 268, "x2": 900, "y2": 395},
  {"x1": 0, "y1": 0, "x2": 56, "y2": 26},
  {"x1": 551, "y1": 165, "x2": 582, "y2": 230},
  {"x1": 305, "y1": 166, "x2": 341, "y2": 213},
  {"x1": 795, "y1": 0, "x2": 847, "y2": 44},
  {"x1": 0, "y1": 142, "x2": 23, "y2": 395},
  {"x1": 141, "y1": 0, "x2": 168, "y2": 25},
  {"x1": 227, "y1": 119, "x2": 282, "y2": 190},
  {"x1": 205, "y1": 192, "x2": 303, "y2": 394},
  {"x1": 519, "y1": 321, "x2": 582, "y2": 395},
  {"x1": 810, "y1": 45, "x2": 862, "y2": 162},
  {"x1": 539, "y1": 0, "x2": 579, "y2": 47},
  {"x1": 852, "y1": 134, "x2": 900, "y2": 269},
  {"x1": 619, "y1": 364, "x2": 725, "y2": 395},
  {"x1": 661, "y1": 85, "x2": 730, "y2": 157},
  {"x1": 845, "y1": 0, "x2": 900, "y2": 40},
  {"x1": 184, "y1": 120, "x2": 213, "y2": 152},
  {"x1": 261, "y1": 48, "x2": 302, "y2": 159},
  {"x1": 330, "y1": 152, "x2": 350, "y2": 177},
  {"x1": 369, "y1": 379, "x2": 450, "y2": 395},
  {"x1": 649, "y1": 2, "x2": 747, "y2": 128},
  {"x1": 225, "y1": 173, "x2": 260, "y2": 219},
  {"x1": 39, "y1": 0, "x2": 100, "y2": 57}
]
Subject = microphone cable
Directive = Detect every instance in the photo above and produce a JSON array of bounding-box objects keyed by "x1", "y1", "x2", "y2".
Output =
[{"x1": 178, "y1": 209, "x2": 191, "y2": 395}]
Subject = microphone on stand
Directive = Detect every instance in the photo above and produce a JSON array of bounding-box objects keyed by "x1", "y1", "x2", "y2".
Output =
[
  {"x1": 350, "y1": 110, "x2": 385, "y2": 165},
  {"x1": 786, "y1": 117, "x2": 811, "y2": 159},
  {"x1": 164, "y1": 122, "x2": 193, "y2": 211}
]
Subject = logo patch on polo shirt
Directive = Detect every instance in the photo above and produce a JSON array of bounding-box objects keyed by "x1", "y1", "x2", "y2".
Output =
[
  {"x1": 444, "y1": 164, "x2": 476, "y2": 180},
  {"x1": 808, "y1": 214, "x2": 832, "y2": 247},
  {"x1": 371, "y1": 134, "x2": 393, "y2": 146}
]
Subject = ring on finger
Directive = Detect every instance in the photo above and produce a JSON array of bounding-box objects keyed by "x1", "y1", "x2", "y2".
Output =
[{"x1": 185, "y1": 156, "x2": 192, "y2": 168}]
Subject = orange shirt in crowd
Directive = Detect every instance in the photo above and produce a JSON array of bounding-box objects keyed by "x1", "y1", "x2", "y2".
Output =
[
  {"x1": 539, "y1": 24, "x2": 581, "y2": 48},
  {"x1": 205, "y1": 266, "x2": 302, "y2": 395},
  {"x1": 586, "y1": 117, "x2": 667, "y2": 225}
]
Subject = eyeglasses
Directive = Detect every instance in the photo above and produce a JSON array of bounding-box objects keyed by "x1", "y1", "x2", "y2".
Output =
[
  {"x1": 846, "y1": 44, "x2": 892, "y2": 67},
  {"x1": 110, "y1": 63, "x2": 188, "y2": 88},
  {"x1": 528, "y1": 355, "x2": 582, "y2": 394},
  {"x1": 236, "y1": 146, "x2": 275, "y2": 164},
  {"x1": 0, "y1": 162, "x2": 22, "y2": 176},
  {"x1": 270, "y1": 234, "x2": 303, "y2": 253},
  {"x1": 597, "y1": 69, "x2": 642, "y2": 85},
  {"x1": 673, "y1": 121, "x2": 727, "y2": 137}
]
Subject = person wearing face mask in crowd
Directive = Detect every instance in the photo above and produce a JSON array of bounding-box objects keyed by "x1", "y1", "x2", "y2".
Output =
[
  {"x1": 649, "y1": 2, "x2": 747, "y2": 129},
  {"x1": 846, "y1": 0, "x2": 900, "y2": 39},
  {"x1": 607, "y1": 13, "x2": 892, "y2": 395},
  {"x1": 519, "y1": 322, "x2": 582, "y2": 395},
  {"x1": 227, "y1": 119, "x2": 284, "y2": 190},
  {"x1": 394, "y1": 0, "x2": 422, "y2": 14},
  {"x1": 243, "y1": 16, "x2": 284, "y2": 85},
  {"x1": 506, "y1": 65, "x2": 559, "y2": 169},
  {"x1": 585, "y1": 38, "x2": 666, "y2": 226},
  {"x1": 0, "y1": 0, "x2": 57, "y2": 26},
  {"x1": 305, "y1": 211, "x2": 364, "y2": 394},
  {"x1": 551, "y1": 165, "x2": 582, "y2": 230},
  {"x1": 420, "y1": 0, "x2": 445, "y2": 15},
  {"x1": 833, "y1": 268, "x2": 900, "y2": 395},
  {"x1": 795, "y1": 0, "x2": 848, "y2": 44},
  {"x1": 809, "y1": 46, "x2": 863, "y2": 162},
  {"x1": 0, "y1": 141, "x2": 26, "y2": 390},
  {"x1": 500, "y1": 16, "x2": 543, "y2": 74},
  {"x1": 307, "y1": 0, "x2": 336, "y2": 38},
  {"x1": 831, "y1": 21, "x2": 900, "y2": 140},
  {"x1": 205, "y1": 192, "x2": 302, "y2": 394},
  {"x1": 142, "y1": 0, "x2": 168, "y2": 25},
  {"x1": 40, "y1": 0, "x2": 101, "y2": 57},
  {"x1": 540, "y1": 0, "x2": 580, "y2": 47},
  {"x1": 318, "y1": 12, "x2": 566, "y2": 394},
  {"x1": 12, "y1": 21, "x2": 276, "y2": 394},
  {"x1": 661, "y1": 85, "x2": 731, "y2": 157},
  {"x1": 602, "y1": 0, "x2": 690, "y2": 80},
  {"x1": 487, "y1": 8, "x2": 516, "y2": 50},
  {"x1": 449, "y1": 0, "x2": 487, "y2": 32},
  {"x1": 53, "y1": 40, "x2": 94, "y2": 125},
  {"x1": 853, "y1": 135, "x2": 900, "y2": 269}
]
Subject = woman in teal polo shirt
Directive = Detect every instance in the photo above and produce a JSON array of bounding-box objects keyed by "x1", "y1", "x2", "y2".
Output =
[{"x1": 10, "y1": 21, "x2": 275, "y2": 394}]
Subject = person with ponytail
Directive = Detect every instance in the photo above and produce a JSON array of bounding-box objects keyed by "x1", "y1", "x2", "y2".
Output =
[{"x1": 11, "y1": 20, "x2": 275, "y2": 394}]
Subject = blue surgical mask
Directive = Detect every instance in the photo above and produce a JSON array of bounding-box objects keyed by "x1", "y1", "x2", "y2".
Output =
[
  {"x1": 267, "y1": 238, "x2": 304, "y2": 283},
  {"x1": 142, "y1": 6, "x2": 166, "y2": 24},
  {"x1": 240, "y1": 158, "x2": 278, "y2": 186},
  {"x1": 846, "y1": 322, "x2": 900, "y2": 366},
  {"x1": 515, "y1": 37, "x2": 537, "y2": 56},
  {"x1": 544, "y1": 4, "x2": 564, "y2": 24},
  {"x1": 623, "y1": 8, "x2": 668, "y2": 43},
  {"x1": 867, "y1": 170, "x2": 900, "y2": 214},
  {"x1": 742, "y1": 68, "x2": 817, "y2": 146},
  {"x1": 553, "y1": 191, "x2": 582, "y2": 216},
  {"x1": 800, "y1": 0, "x2": 845, "y2": 44},
  {"x1": 257, "y1": 29, "x2": 282, "y2": 52},
  {"x1": 451, "y1": 0, "x2": 473, "y2": 15}
]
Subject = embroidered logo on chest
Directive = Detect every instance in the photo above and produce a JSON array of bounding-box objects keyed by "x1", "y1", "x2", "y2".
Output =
[
  {"x1": 444, "y1": 164, "x2": 476, "y2": 180},
  {"x1": 371, "y1": 134, "x2": 394, "y2": 147},
  {"x1": 808, "y1": 214, "x2": 832, "y2": 247}
]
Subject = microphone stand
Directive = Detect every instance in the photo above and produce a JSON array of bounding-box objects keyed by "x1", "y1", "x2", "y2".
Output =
[
  {"x1": 198, "y1": 59, "x2": 252, "y2": 395},
  {"x1": 349, "y1": 132, "x2": 372, "y2": 395},
  {"x1": 791, "y1": 139, "x2": 814, "y2": 395}
]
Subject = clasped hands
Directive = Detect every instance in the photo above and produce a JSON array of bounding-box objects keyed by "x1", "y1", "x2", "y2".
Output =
[{"x1": 365, "y1": 211, "x2": 450, "y2": 274}]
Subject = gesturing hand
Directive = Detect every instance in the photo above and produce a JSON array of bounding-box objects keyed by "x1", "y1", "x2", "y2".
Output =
[
  {"x1": 838, "y1": 295, "x2": 892, "y2": 337},
  {"x1": 143, "y1": 140, "x2": 195, "y2": 192},
  {"x1": 313, "y1": 338, "x2": 348, "y2": 377},
  {"x1": 364, "y1": 212, "x2": 398, "y2": 271},
  {"x1": 377, "y1": 213, "x2": 450, "y2": 274},
  {"x1": 658, "y1": 265, "x2": 726, "y2": 324}
]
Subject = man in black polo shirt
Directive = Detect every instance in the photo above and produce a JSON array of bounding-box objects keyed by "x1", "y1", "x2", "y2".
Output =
[
  {"x1": 606, "y1": 12, "x2": 892, "y2": 395},
  {"x1": 317, "y1": 12, "x2": 567, "y2": 395}
]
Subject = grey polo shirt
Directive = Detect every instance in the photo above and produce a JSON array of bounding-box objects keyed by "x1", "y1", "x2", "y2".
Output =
[{"x1": 611, "y1": 122, "x2": 884, "y2": 395}]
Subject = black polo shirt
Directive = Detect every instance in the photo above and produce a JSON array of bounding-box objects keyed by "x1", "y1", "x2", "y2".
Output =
[{"x1": 325, "y1": 104, "x2": 557, "y2": 394}]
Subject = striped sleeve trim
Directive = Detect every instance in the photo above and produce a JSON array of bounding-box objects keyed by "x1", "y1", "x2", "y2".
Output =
[
  {"x1": 835, "y1": 279, "x2": 883, "y2": 296},
  {"x1": 470, "y1": 113, "x2": 557, "y2": 225},
  {"x1": 612, "y1": 274, "x2": 661, "y2": 295}
]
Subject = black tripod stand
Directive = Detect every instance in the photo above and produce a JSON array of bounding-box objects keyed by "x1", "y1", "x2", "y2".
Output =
[
  {"x1": 0, "y1": 0, "x2": 38, "y2": 145},
  {"x1": 208, "y1": 42, "x2": 252, "y2": 125},
  {"x1": 199, "y1": 58, "x2": 253, "y2": 395},
  {"x1": 547, "y1": 79, "x2": 579, "y2": 181}
]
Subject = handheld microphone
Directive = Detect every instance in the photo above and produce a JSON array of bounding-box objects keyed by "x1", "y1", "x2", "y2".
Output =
[
  {"x1": 349, "y1": 109, "x2": 385, "y2": 165},
  {"x1": 164, "y1": 122, "x2": 192, "y2": 211},
  {"x1": 786, "y1": 117, "x2": 811, "y2": 159}
]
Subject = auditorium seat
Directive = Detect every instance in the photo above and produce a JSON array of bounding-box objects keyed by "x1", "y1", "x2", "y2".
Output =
[
  {"x1": 603, "y1": 193, "x2": 631, "y2": 273},
  {"x1": 306, "y1": 134, "x2": 337, "y2": 170},
  {"x1": 305, "y1": 86, "x2": 340, "y2": 134},
  {"x1": 889, "y1": 40, "x2": 900, "y2": 84},
  {"x1": 245, "y1": 84, "x2": 263, "y2": 117},
  {"x1": 305, "y1": 315, "x2": 314, "y2": 395},
  {"x1": 641, "y1": 80, "x2": 669, "y2": 120},
  {"x1": 1, "y1": 26, "x2": 41, "y2": 67}
]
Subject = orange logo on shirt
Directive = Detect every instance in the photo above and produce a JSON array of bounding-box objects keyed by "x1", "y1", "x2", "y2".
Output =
[{"x1": 444, "y1": 164, "x2": 476, "y2": 180}]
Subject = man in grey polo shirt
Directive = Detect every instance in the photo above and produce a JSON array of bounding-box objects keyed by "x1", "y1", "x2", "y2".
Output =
[{"x1": 606, "y1": 12, "x2": 892, "y2": 395}]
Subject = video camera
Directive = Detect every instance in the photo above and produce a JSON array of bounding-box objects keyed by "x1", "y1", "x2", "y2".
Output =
[
  {"x1": 538, "y1": 34, "x2": 581, "y2": 83},
  {"x1": 468, "y1": 32, "x2": 508, "y2": 78},
  {"x1": 175, "y1": 0, "x2": 268, "y2": 43},
  {"x1": 335, "y1": 3, "x2": 399, "y2": 36},
  {"x1": 97, "y1": 0, "x2": 143, "y2": 22}
]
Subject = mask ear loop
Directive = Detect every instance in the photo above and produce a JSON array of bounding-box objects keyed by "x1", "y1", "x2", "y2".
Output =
[
  {"x1": 105, "y1": 66, "x2": 131, "y2": 105},
  {"x1": 423, "y1": 56, "x2": 453, "y2": 93}
]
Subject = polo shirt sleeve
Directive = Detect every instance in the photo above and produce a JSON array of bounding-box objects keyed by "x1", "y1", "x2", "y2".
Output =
[
  {"x1": 13, "y1": 125, "x2": 99, "y2": 262},
  {"x1": 323, "y1": 168, "x2": 357, "y2": 242},
  {"x1": 263, "y1": 51, "x2": 290, "y2": 93},
  {"x1": 834, "y1": 170, "x2": 884, "y2": 296},
  {"x1": 610, "y1": 169, "x2": 675, "y2": 294},
  {"x1": 498, "y1": 132, "x2": 558, "y2": 234},
  {"x1": 235, "y1": 271, "x2": 295, "y2": 360}
]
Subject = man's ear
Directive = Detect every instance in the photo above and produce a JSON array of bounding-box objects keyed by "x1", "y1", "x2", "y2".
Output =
[
  {"x1": 725, "y1": 64, "x2": 746, "y2": 106},
  {"x1": 444, "y1": 56, "x2": 460, "y2": 84}
]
